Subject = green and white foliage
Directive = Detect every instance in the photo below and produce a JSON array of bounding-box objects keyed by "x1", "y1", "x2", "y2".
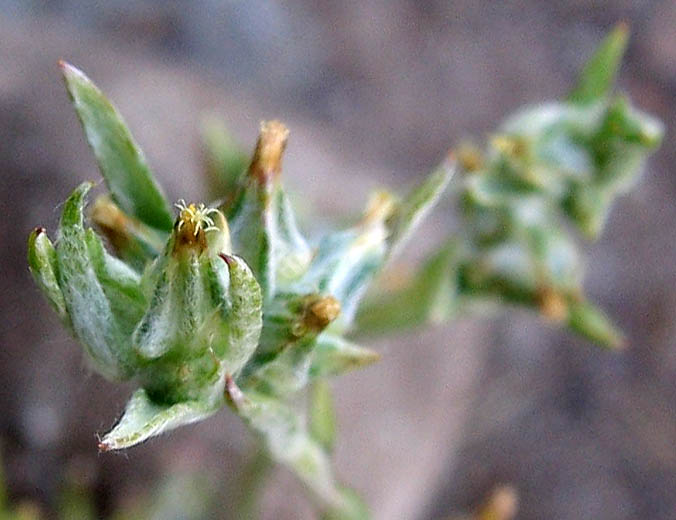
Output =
[
  {"x1": 358, "y1": 25, "x2": 663, "y2": 348},
  {"x1": 28, "y1": 62, "x2": 453, "y2": 518},
  {"x1": 28, "y1": 27, "x2": 663, "y2": 519}
]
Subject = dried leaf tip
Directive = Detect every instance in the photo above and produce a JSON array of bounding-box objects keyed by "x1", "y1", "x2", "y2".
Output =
[
  {"x1": 219, "y1": 253, "x2": 235, "y2": 266},
  {"x1": 248, "y1": 120, "x2": 289, "y2": 182},
  {"x1": 614, "y1": 20, "x2": 630, "y2": 36},
  {"x1": 306, "y1": 295, "x2": 341, "y2": 331},
  {"x1": 456, "y1": 142, "x2": 483, "y2": 172},
  {"x1": 91, "y1": 196, "x2": 135, "y2": 248},
  {"x1": 476, "y1": 485, "x2": 518, "y2": 520},
  {"x1": 362, "y1": 191, "x2": 396, "y2": 227},
  {"x1": 225, "y1": 375, "x2": 246, "y2": 409},
  {"x1": 536, "y1": 287, "x2": 569, "y2": 322},
  {"x1": 57, "y1": 60, "x2": 84, "y2": 80}
]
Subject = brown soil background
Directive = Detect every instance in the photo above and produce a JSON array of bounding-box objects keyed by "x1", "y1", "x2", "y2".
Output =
[{"x1": 1, "y1": 2, "x2": 675, "y2": 519}]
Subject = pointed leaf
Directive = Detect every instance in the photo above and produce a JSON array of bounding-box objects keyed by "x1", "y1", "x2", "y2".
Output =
[
  {"x1": 386, "y1": 156, "x2": 455, "y2": 260},
  {"x1": 27, "y1": 227, "x2": 69, "y2": 324},
  {"x1": 56, "y1": 183, "x2": 136, "y2": 379},
  {"x1": 310, "y1": 334, "x2": 380, "y2": 378},
  {"x1": 227, "y1": 121, "x2": 311, "y2": 301},
  {"x1": 309, "y1": 380, "x2": 336, "y2": 453},
  {"x1": 99, "y1": 389, "x2": 217, "y2": 451},
  {"x1": 215, "y1": 254, "x2": 263, "y2": 375},
  {"x1": 301, "y1": 225, "x2": 386, "y2": 329},
  {"x1": 85, "y1": 228, "x2": 146, "y2": 335},
  {"x1": 244, "y1": 334, "x2": 318, "y2": 396},
  {"x1": 567, "y1": 300, "x2": 624, "y2": 349},
  {"x1": 133, "y1": 266, "x2": 177, "y2": 360},
  {"x1": 229, "y1": 187, "x2": 276, "y2": 300},
  {"x1": 91, "y1": 195, "x2": 167, "y2": 270},
  {"x1": 299, "y1": 159, "x2": 454, "y2": 329},
  {"x1": 322, "y1": 488, "x2": 370, "y2": 520},
  {"x1": 562, "y1": 183, "x2": 611, "y2": 240},
  {"x1": 568, "y1": 23, "x2": 629, "y2": 104},
  {"x1": 356, "y1": 242, "x2": 459, "y2": 335},
  {"x1": 276, "y1": 190, "x2": 314, "y2": 284},
  {"x1": 60, "y1": 62, "x2": 173, "y2": 231}
]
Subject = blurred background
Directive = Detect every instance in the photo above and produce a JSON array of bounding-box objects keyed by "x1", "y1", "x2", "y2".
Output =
[{"x1": 1, "y1": 1, "x2": 674, "y2": 519}]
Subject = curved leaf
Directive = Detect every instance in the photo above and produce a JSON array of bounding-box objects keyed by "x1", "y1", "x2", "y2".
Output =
[
  {"x1": 56, "y1": 183, "x2": 136, "y2": 379},
  {"x1": 27, "y1": 228, "x2": 69, "y2": 324},
  {"x1": 99, "y1": 389, "x2": 217, "y2": 451}
]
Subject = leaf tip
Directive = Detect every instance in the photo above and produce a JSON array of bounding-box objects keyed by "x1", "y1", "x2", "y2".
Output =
[
  {"x1": 305, "y1": 295, "x2": 341, "y2": 332},
  {"x1": 219, "y1": 252, "x2": 235, "y2": 267},
  {"x1": 614, "y1": 20, "x2": 630, "y2": 38},
  {"x1": 444, "y1": 149, "x2": 456, "y2": 168},
  {"x1": 58, "y1": 60, "x2": 84, "y2": 81},
  {"x1": 225, "y1": 374, "x2": 246, "y2": 410},
  {"x1": 607, "y1": 332, "x2": 627, "y2": 351},
  {"x1": 96, "y1": 433, "x2": 112, "y2": 452},
  {"x1": 248, "y1": 120, "x2": 289, "y2": 182}
]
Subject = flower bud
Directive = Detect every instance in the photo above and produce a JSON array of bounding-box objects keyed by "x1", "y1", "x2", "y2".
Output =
[{"x1": 133, "y1": 200, "x2": 260, "y2": 404}]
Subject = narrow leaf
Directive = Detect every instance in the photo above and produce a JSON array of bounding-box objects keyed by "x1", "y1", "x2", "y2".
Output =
[
  {"x1": 215, "y1": 254, "x2": 263, "y2": 375},
  {"x1": 244, "y1": 334, "x2": 318, "y2": 396},
  {"x1": 386, "y1": 156, "x2": 455, "y2": 260},
  {"x1": 310, "y1": 334, "x2": 380, "y2": 378},
  {"x1": 56, "y1": 183, "x2": 135, "y2": 379},
  {"x1": 227, "y1": 121, "x2": 311, "y2": 301},
  {"x1": 60, "y1": 61, "x2": 173, "y2": 231},
  {"x1": 301, "y1": 221, "x2": 387, "y2": 329},
  {"x1": 567, "y1": 300, "x2": 624, "y2": 349},
  {"x1": 568, "y1": 23, "x2": 629, "y2": 104},
  {"x1": 300, "y1": 158, "x2": 453, "y2": 331},
  {"x1": 322, "y1": 487, "x2": 370, "y2": 520},
  {"x1": 85, "y1": 228, "x2": 146, "y2": 336},
  {"x1": 99, "y1": 389, "x2": 217, "y2": 451},
  {"x1": 562, "y1": 183, "x2": 610, "y2": 240},
  {"x1": 133, "y1": 266, "x2": 177, "y2": 360},
  {"x1": 356, "y1": 242, "x2": 459, "y2": 336}
]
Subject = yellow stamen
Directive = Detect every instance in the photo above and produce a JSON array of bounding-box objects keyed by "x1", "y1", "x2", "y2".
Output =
[{"x1": 175, "y1": 200, "x2": 219, "y2": 237}]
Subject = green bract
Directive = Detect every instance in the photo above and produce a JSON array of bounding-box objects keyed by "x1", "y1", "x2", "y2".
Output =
[{"x1": 28, "y1": 62, "x2": 453, "y2": 518}]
